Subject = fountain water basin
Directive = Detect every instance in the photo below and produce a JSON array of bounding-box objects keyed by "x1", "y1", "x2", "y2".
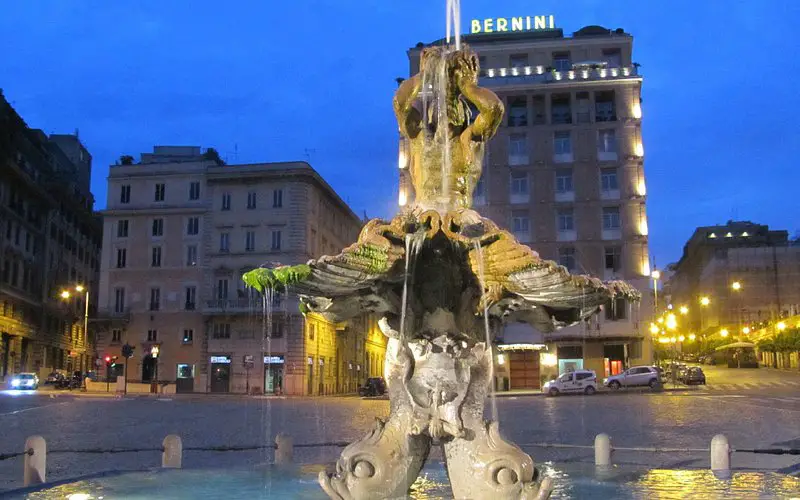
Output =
[{"x1": 12, "y1": 463, "x2": 800, "y2": 499}]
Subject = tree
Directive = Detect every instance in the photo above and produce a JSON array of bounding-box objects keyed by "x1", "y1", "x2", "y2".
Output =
[
  {"x1": 119, "y1": 155, "x2": 134, "y2": 165},
  {"x1": 203, "y1": 147, "x2": 225, "y2": 165}
]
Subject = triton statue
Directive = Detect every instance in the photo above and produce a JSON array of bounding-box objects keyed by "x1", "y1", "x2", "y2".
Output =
[{"x1": 243, "y1": 44, "x2": 639, "y2": 500}]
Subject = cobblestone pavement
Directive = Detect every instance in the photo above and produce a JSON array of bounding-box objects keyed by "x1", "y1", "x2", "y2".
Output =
[{"x1": 1, "y1": 383, "x2": 798, "y2": 492}]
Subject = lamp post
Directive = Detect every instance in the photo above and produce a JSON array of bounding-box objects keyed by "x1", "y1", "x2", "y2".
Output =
[
  {"x1": 731, "y1": 281, "x2": 743, "y2": 342},
  {"x1": 651, "y1": 269, "x2": 661, "y2": 366},
  {"x1": 151, "y1": 345, "x2": 160, "y2": 388},
  {"x1": 60, "y1": 284, "x2": 91, "y2": 373}
]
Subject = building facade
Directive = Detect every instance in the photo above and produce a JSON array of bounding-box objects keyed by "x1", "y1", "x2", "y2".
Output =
[
  {"x1": 402, "y1": 25, "x2": 652, "y2": 387},
  {"x1": 95, "y1": 147, "x2": 382, "y2": 394},
  {"x1": 666, "y1": 221, "x2": 800, "y2": 336},
  {"x1": 0, "y1": 91, "x2": 102, "y2": 381}
]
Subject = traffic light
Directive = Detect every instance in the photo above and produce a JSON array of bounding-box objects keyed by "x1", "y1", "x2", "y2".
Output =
[
  {"x1": 104, "y1": 355, "x2": 112, "y2": 366},
  {"x1": 111, "y1": 356, "x2": 118, "y2": 368}
]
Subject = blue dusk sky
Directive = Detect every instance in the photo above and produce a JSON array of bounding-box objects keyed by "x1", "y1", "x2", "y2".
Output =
[{"x1": 1, "y1": 1, "x2": 798, "y2": 265}]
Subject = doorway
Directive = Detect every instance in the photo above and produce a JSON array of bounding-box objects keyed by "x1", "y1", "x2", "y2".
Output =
[
  {"x1": 307, "y1": 357, "x2": 314, "y2": 395},
  {"x1": 210, "y1": 361, "x2": 231, "y2": 393}
]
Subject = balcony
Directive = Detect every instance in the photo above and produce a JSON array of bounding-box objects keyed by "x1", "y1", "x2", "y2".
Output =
[
  {"x1": 205, "y1": 299, "x2": 255, "y2": 314},
  {"x1": 480, "y1": 66, "x2": 639, "y2": 88},
  {"x1": 93, "y1": 308, "x2": 131, "y2": 324}
]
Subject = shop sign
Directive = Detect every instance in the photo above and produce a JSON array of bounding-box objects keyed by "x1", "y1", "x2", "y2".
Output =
[
  {"x1": 210, "y1": 356, "x2": 231, "y2": 364},
  {"x1": 264, "y1": 356, "x2": 285, "y2": 364},
  {"x1": 470, "y1": 15, "x2": 556, "y2": 34}
]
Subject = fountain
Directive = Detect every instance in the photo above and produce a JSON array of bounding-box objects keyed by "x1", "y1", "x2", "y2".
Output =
[{"x1": 241, "y1": 29, "x2": 640, "y2": 500}]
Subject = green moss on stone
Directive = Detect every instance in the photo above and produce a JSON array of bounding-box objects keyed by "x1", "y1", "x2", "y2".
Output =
[{"x1": 242, "y1": 264, "x2": 312, "y2": 293}]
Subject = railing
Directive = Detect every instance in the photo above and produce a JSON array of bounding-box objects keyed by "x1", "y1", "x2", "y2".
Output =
[
  {"x1": 480, "y1": 65, "x2": 639, "y2": 87},
  {"x1": 5, "y1": 432, "x2": 799, "y2": 489}
]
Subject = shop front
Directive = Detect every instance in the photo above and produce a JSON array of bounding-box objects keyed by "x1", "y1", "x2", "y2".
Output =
[
  {"x1": 176, "y1": 364, "x2": 195, "y2": 393},
  {"x1": 209, "y1": 355, "x2": 231, "y2": 393},
  {"x1": 557, "y1": 345, "x2": 584, "y2": 374},
  {"x1": 603, "y1": 344, "x2": 627, "y2": 377},
  {"x1": 264, "y1": 355, "x2": 284, "y2": 394}
]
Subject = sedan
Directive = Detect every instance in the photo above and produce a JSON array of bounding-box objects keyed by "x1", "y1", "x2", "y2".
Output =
[
  {"x1": 8, "y1": 373, "x2": 39, "y2": 390},
  {"x1": 683, "y1": 367, "x2": 706, "y2": 385}
]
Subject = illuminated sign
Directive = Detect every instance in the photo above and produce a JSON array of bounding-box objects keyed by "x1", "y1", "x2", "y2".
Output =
[
  {"x1": 470, "y1": 15, "x2": 555, "y2": 34},
  {"x1": 264, "y1": 356, "x2": 284, "y2": 364},
  {"x1": 210, "y1": 356, "x2": 231, "y2": 364}
]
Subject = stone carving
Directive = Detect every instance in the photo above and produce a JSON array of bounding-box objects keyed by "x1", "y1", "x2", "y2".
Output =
[{"x1": 243, "y1": 45, "x2": 640, "y2": 500}]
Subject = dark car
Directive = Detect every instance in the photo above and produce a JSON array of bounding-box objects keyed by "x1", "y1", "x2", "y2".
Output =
[
  {"x1": 683, "y1": 367, "x2": 706, "y2": 385},
  {"x1": 358, "y1": 378, "x2": 387, "y2": 397}
]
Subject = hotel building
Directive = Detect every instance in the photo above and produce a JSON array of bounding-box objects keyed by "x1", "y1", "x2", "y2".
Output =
[{"x1": 401, "y1": 24, "x2": 652, "y2": 388}]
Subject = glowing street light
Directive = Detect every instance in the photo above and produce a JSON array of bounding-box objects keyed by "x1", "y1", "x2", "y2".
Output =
[
  {"x1": 742, "y1": 326, "x2": 751, "y2": 335},
  {"x1": 60, "y1": 284, "x2": 91, "y2": 356},
  {"x1": 649, "y1": 323, "x2": 660, "y2": 334},
  {"x1": 731, "y1": 281, "x2": 742, "y2": 291},
  {"x1": 699, "y1": 296, "x2": 710, "y2": 307},
  {"x1": 651, "y1": 270, "x2": 661, "y2": 280},
  {"x1": 666, "y1": 313, "x2": 677, "y2": 330},
  {"x1": 777, "y1": 321, "x2": 787, "y2": 331},
  {"x1": 720, "y1": 328, "x2": 729, "y2": 338},
  {"x1": 679, "y1": 306, "x2": 689, "y2": 315},
  {"x1": 60, "y1": 290, "x2": 71, "y2": 299},
  {"x1": 688, "y1": 333, "x2": 697, "y2": 341}
]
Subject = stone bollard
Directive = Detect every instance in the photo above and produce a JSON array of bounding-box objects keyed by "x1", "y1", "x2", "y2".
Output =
[
  {"x1": 710, "y1": 434, "x2": 731, "y2": 478},
  {"x1": 275, "y1": 433, "x2": 293, "y2": 465},
  {"x1": 594, "y1": 433, "x2": 612, "y2": 467},
  {"x1": 162, "y1": 435, "x2": 183, "y2": 468},
  {"x1": 23, "y1": 436, "x2": 46, "y2": 486}
]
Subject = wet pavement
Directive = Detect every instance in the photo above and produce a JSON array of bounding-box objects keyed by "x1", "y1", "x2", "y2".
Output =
[{"x1": 1, "y1": 368, "x2": 798, "y2": 492}]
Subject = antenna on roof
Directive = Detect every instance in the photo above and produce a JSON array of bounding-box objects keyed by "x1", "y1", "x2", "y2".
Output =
[
  {"x1": 233, "y1": 143, "x2": 239, "y2": 163},
  {"x1": 304, "y1": 148, "x2": 316, "y2": 163}
]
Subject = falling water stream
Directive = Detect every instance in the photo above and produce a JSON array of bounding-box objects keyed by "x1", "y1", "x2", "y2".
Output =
[{"x1": 473, "y1": 241, "x2": 499, "y2": 425}]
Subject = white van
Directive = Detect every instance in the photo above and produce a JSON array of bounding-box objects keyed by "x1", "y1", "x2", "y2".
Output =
[{"x1": 542, "y1": 370, "x2": 598, "y2": 396}]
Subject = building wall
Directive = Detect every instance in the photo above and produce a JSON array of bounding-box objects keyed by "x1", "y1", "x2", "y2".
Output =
[{"x1": 0, "y1": 93, "x2": 101, "y2": 381}]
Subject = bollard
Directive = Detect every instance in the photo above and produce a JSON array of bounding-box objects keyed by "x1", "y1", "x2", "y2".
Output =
[
  {"x1": 594, "y1": 433, "x2": 612, "y2": 467},
  {"x1": 275, "y1": 433, "x2": 293, "y2": 465},
  {"x1": 162, "y1": 435, "x2": 183, "y2": 468},
  {"x1": 23, "y1": 436, "x2": 46, "y2": 486},
  {"x1": 710, "y1": 434, "x2": 730, "y2": 478}
]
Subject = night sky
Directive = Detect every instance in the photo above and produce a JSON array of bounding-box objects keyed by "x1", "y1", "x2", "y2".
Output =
[{"x1": 1, "y1": 1, "x2": 798, "y2": 265}]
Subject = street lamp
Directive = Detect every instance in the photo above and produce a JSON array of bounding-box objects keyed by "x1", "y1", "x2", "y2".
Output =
[
  {"x1": 679, "y1": 305, "x2": 689, "y2": 315},
  {"x1": 742, "y1": 326, "x2": 750, "y2": 335},
  {"x1": 777, "y1": 321, "x2": 787, "y2": 332},
  {"x1": 151, "y1": 345, "x2": 160, "y2": 386},
  {"x1": 731, "y1": 281, "x2": 742, "y2": 291},
  {"x1": 731, "y1": 281, "x2": 743, "y2": 339},
  {"x1": 666, "y1": 313, "x2": 677, "y2": 330},
  {"x1": 60, "y1": 284, "x2": 91, "y2": 370},
  {"x1": 720, "y1": 328, "x2": 729, "y2": 338},
  {"x1": 699, "y1": 296, "x2": 710, "y2": 307}
]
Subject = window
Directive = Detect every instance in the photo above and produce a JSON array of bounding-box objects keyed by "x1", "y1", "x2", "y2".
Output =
[
  {"x1": 605, "y1": 297, "x2": 627, "y2": 320},
  {"x1": 270, "y1": 319, "x2": 284, "y2": 338},
  {"x1": 120, "y1": 185, "x2": 131, "y2": 204},
  {"x1": 510, "y1": 171, "x2": 529, "y2": 195},
  {"x1": 555, "y1": 169, "x2": 573, "y2": 193},
  {"x1": 604, "y1": 246, "x2": 621, "y2": 272},
  {"x1": 508, "y1": 133, "x2": 528, "y2": 165},
  {"x1": 602, "y1": 48, "x2": 622, "y2": 68},
  {"x1": 154, "y1": 183, "x2": 165, "y2": 202},
  {"x1": 189, "y1": 181, "x2": 200, "y2": 200},
  {"x1": 217, "y1": 279, "x2": 229, "y2": 300},
  {"x1": 149, "y1": 287, "x2": 161, "y2": 311},
  {"x1": 245, "y1": 231, "x2": 256, "y2": 251},
  {"x1": 511, "y1": 211, "x2": 530, "y2": 235},
  {"x1": 184, "y1": 286, "x2": 196, "y2": 310},
  {"x1": 510, "y1": 53, "x2": 528, "y2": 68},
  {"x1": 558, "y1": 247, "x2": 576, "y2": 271},
  {"x1": 308, "y1": 324, "x2": 316, "y2": 341},
  {"x1": 558, "y1": 373, "x2": 572, "y2": 383},
  {"x1": 553, "y1": 131, "x2": 572, "y2": 156},
  {"x1": 271, "y1": 230, "x2": 282, "y2": 250},
  {"x1": 557, "y1": 209, "x2": 574, "y2": 231},
  {"x1": 186, "y1": 217, "x2": 199, "y2": 235},
  {"x1": 247, "y1": 192, "x2": 257, "y2": 209},
  {"x1": 595, "y1": 91, "x2": 616, "y2": 122},
  {"x1": 219, "y1": 232, "x2": 230, "y2": 252},
  {"x1": 111, "y1": 329, "x2": 122, "y2": 343},
  {"x1": 551, "y1": 94, "x2": 571, "y2": 124},
  {"x1": 601, "y1": 168, "x2": 619, "y2": 192},
  {"x1": 152, "y1": 218, "x2": 164, "y2": 237},
  {"x1": 186, "y1": 245, "x2": 198, "y2": 266},
  {"x1": 221, "y1": 192, "x2": 231, "y2": 211},
  {"x1": 213, "y1": 323, "x2": 231, "y2": 339},
  {"x1": 531, "y1": 95, "x2": 546, "y2": 124},
  {"x1": 147, "y1": 329, "x2": 158, "y2": 342},
  {"x1": 273, "y1": 189, "x2": 283, "y2": 208},
  {"x1": 575, "y1": 372, "x2": 593, "y2": 381},
  {"x1": 151, "y1": 246, "x2": 162, "y2": 267},
  {"x1": 602, "y1": 207, "x2": 621, "y2": 230},
  {"x1": 114, "y1": 287, "x2": 126, "y2": 313},
  {"x1": 116, "y1": 248, "x2": 127, "y2": 268},
  {"x1": 597, "y1": 129, "x2": 617, "y2": 154},
  {"x1": 508, "y1": 97, "x2": 527, "y2": 127},
  {"x1": 117, "y1": 220, "x2": 129, "y2": 238},
  {"x1": 552, "y1": 51, "x2": 571, "y2": 71},
  {"x1": 182, "y1": 329, "x2": 194, "y2": 344}
]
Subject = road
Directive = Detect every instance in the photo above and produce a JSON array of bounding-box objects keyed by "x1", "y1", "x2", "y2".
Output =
[{"x1": 0, "y1": 366, "x2": 798, "y2": 493}]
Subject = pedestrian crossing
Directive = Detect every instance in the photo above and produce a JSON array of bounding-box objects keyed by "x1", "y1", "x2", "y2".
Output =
[{"x1": 699, "y1": 381, "x2": 800, "y2": 392}]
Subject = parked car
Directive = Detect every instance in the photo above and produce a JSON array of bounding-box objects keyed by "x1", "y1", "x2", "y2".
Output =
[
  {"x1": 682, "y1": 367, "x2": 706, "y2": 385},
  {"x1": 543, "y1": 370, "x2": 598, "y2": 396},
  {"x1": 45, "y1": 371, "x2": 65, "y2": 385},
  {"x1": 358, "y1": 377, "x2": 387, "y2": 397},
  {"x1": 604, "y1": 366, "x2": 661, "y2": 389},
  {"x1": 8, "y1": 373, "x2": 39, "y2": 390}
]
